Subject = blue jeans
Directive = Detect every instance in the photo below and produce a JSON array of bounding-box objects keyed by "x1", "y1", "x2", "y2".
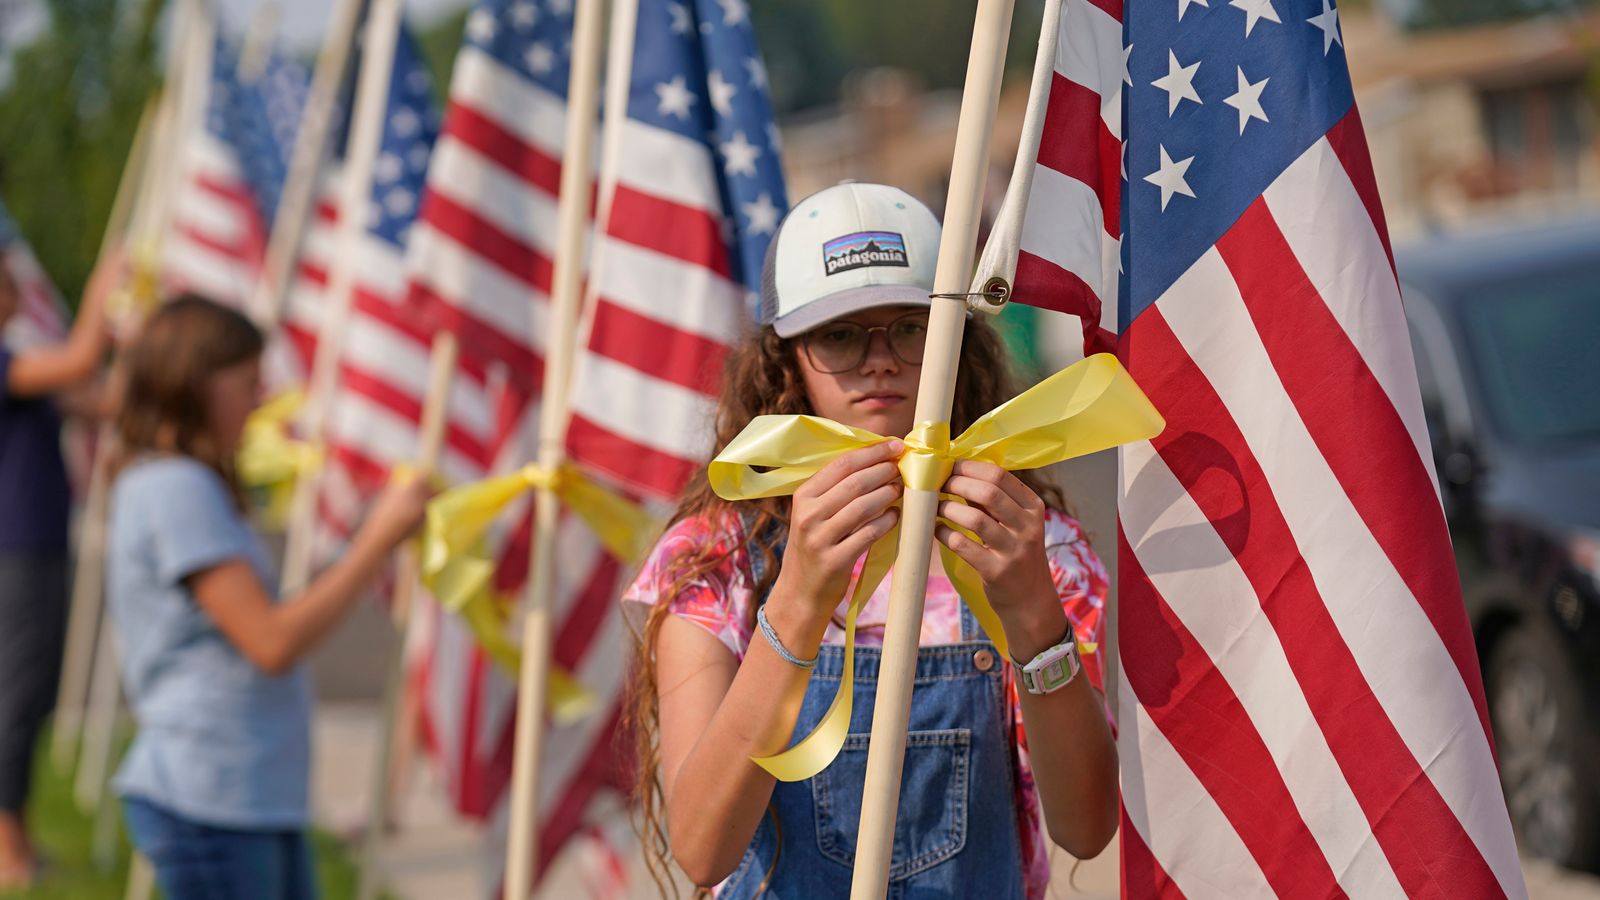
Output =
[{"x1": 123, "y1": 797, "x2": 318, "y2": 900}]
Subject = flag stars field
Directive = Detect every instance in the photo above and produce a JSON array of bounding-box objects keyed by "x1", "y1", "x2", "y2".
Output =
[
  {"x1": 1308, "y1": 0, "x2": 1343, "y2": 54},
  {"x1": 745, "y1": 55, "x2": 768, "y2": 89},
  {"x1": 708, "y1": 69, "x2": 738, "y2": 116},
  {"x1": 718, "y1": 0, "x2": 750, "y2": 27},
  {"x1": 1152, "y1": 49, "x2": 1202, "y2": 115},
  {"x1": 525, "y1": 42, "x2": 556, "y2": 74},
  {"x1": 375, "y1": 152, "x2": 405, "y2": 184},
  {"x1": 742, "y1": 192, "x2": 781, "y2": 235},
  {"x1": 1144, "y1": 145, "x2": 1196, "y2": 210},
  {"x1": 668, "y1": 2, "x2": 692, "y2": 36},
  {"x1": 720, "y1": 130, "x2": 761, "y2": 177},
  {"x1": 466, "y1": 9, "x2": 495, "y2": 43},
  {"x1": 1178, "y1": 0, "x2": 1208, "y2": 21},
  {"x1": 656, "y1": 75, "x2": 696, "y2": 118},
  {"x1": 1224, "y1": 67, "x2": 1270, "y2": 134},
  {"x1": 510, "y1": 0, "x2": 540, "y2": 29},
  {"x1": 1230, "y1": 0, "x2": 1283, "y2": 36}
]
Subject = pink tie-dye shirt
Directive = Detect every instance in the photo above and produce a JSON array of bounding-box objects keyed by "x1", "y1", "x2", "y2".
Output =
[{"x1": 623, "y1": 507, "x2": 1109, "y2": 899}]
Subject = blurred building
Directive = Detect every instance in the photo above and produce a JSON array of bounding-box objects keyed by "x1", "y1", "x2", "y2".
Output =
[{"x1": 777, "y1": 6, "x2": 1600, "y2": 240}]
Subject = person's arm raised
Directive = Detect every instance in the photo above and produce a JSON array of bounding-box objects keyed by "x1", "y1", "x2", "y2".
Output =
[
  {"x1": 4, "y1": 250, "x2": 121, "y2": 398},
  {"x1": 658, "y1": 439, "x2": 903, "y2": 886},
  {"x1": 188, "y1": 476, "x2": 433, "y2": 677}
]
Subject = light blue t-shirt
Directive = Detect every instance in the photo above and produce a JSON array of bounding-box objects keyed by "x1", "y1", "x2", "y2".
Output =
[{"x1": 106, "y1": 456, "x2": 312, "y2": 829}]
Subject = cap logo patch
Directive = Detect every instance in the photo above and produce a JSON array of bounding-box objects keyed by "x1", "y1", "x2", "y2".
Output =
[{"x1": 822, "y1": 231, "x2": 908, "y2": 276}]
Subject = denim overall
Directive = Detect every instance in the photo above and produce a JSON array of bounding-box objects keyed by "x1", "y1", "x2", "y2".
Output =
[{"x1": 720, "y1": 531, "x2": 1026, "y2": 898}]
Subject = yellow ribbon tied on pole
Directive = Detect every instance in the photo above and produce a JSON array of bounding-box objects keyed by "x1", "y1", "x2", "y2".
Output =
[
  {"x1": 108, "y1": 240, "x2": 165, "y2": 320},
  {"x1": 420, "y1": 463, "x2": 658, "y2": 723},
  {"x1": 237, "y1": 390, "x2": 323, "y2": 529},
  {"x1": 708, "y1": 353, "x2": 1165, "y2": 781}
]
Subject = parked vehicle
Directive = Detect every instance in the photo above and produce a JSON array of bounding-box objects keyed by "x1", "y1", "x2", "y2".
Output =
[{"x1": 1399, "y1": 212, "x2": 1600, "y2": 870}]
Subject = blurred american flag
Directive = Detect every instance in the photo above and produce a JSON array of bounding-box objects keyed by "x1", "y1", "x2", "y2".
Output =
[
  {"x1": 163, "y1": 34, "x2": 309, "y2": 310},
  {"x1": 402, "y1": 0, "x2": 785, "y2": 886},
  {"x1": 0, "y1": 197, "x2": 69, "y2": 350}
]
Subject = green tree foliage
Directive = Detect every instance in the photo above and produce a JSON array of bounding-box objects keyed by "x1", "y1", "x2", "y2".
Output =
[
  {"x1": 753, "y1": 0, "x2": 1045, "y2": 114},
  {"x1": 408, "y1": 1, "x2": 1047, "y2": 117},
  {"x1": 0, "y1": 0, "x2": 163, "y2": 305}
]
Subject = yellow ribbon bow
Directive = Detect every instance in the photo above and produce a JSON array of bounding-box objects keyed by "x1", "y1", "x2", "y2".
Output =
[
  {"x1": 237, "y1": 390, "x2": 323, "y2": 530},
  {"x1": 108, "y1": 240, "x2": 164, "y2": 319},
  {"x1": 708, "y1": 353, "x2": 1165, "y2": 781},
  {"x1": 420, "y1": 463, "x2": 659, "y2": 723}
]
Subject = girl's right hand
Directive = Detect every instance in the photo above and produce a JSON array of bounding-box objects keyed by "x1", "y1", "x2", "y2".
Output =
[
  {"x1": 359, "y1": 473, "x2": 436, "y2": 551},
  {"x1": 773, "y1": 439, "x2": 904, "y2": 619}
]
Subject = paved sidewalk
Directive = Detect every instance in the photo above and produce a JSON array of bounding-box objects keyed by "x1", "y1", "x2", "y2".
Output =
[{"x1": 311, "y1": 702, "x2": 1596, "y2": 900}]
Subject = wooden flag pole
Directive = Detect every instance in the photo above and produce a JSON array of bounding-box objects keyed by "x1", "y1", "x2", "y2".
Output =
[
  {"x1": 354, "y1": 332, "x2": 458, "y2": 900},
  {"x1": 248, "y1": 0, "x2": 367, "y2": 329},
  {"x1": 49, "y1": 94, "x2": 159, "y2": 771},
  {"x1": 848, "y1": 1, "x2": 1015, "y2": 896},
  {"x1": 503, "y1": 0, "x2": 607, "y2": 894},
  {"x1": 279, "y1": 0, "x2": 403, "y2": 596},
  {"x1": 71, "y1": 0, "x2": 213, "y2": 816},
  {"x1": 236, "y1": 0, "x2": 282, "y2": 82}
]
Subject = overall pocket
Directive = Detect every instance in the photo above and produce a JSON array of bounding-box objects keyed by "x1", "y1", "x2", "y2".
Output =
[{"x1": 811, "y1": 728, "x2": 971, "y2": 880}]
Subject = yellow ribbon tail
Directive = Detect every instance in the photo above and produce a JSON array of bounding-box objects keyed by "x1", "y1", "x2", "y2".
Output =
[
  {"x1": 752, "y1": 527, "x2": 898, "y2": 782},
  {"x1": 559, "y1": 473, "x2": 658, "y2": 564},
  {"x1": 456, "y1": 591, "x2": 596, "y2": 726},
  {"x1": 421, "y1": 464, "x2": 656, "y2": 608},
  {"x1": 417, "y1": 463, "x2": 655, "y2": 728},
  {"x1": 950, "y1": 353, "x2": 1165, "y2": 468}
]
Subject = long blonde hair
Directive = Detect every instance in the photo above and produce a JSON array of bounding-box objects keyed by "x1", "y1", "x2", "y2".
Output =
[{"x1": 621, "y1": 316, "x2": 1066, "y2": 896}]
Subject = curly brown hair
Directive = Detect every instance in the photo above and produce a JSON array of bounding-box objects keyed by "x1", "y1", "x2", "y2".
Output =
[
  {"x1": 621, "y1": 314, "x2": 1068, "y2": 896},
  {"x1": 109, "y1": 294, "x2": 264, "y2": 507}
]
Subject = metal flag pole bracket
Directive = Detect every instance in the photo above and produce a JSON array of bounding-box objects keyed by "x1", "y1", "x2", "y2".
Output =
[{"x1": 929, "y1": 275, "x2": 1010, "y2": 314}]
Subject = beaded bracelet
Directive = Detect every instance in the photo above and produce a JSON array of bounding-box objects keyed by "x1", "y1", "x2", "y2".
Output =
[{"x1": 756, "y1": 605, "x2": 818, "y2": 670}]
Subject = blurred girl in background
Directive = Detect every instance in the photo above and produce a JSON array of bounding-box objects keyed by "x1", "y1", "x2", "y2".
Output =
[{"x1": 105, "y1": 295, "x2": 431, "y2": 899}]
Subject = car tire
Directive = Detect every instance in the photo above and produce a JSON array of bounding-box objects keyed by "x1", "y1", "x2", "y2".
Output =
[{"x1": 1486, "y1": 616, "x2": 1600, "y2": 871}]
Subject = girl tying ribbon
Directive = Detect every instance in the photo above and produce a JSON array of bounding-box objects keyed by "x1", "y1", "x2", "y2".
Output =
[{"x1": 624, "y1": 183, "x2": 1120, "y2": 898}]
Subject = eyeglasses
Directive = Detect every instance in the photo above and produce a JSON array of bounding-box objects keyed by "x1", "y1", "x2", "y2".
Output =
[{"x1": 800, "y1": 312, "x2": 928, "y2": 374}]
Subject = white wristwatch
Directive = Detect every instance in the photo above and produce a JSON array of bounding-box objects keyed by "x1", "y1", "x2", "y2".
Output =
[{"x1": 1013, "y1": 633, "x2": 1082, "y2": 695}]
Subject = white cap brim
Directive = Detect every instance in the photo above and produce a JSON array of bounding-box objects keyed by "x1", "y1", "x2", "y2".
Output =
[{"x1": 770, "y1": 284, "x2": 932, "y2": 338}]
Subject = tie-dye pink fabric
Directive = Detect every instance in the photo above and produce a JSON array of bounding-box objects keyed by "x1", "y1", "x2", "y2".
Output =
[{"x1": 623, "y1": 507, "x2": 1109, "y2": 898}]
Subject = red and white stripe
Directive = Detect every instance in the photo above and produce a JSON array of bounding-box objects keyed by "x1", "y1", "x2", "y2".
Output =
[
  {"x1": 1011, "y1": 0, "x2": 1123, "y2": 355},
  {"x1": 402, "y1": 42, "x2": 649, "y2": 879},
  {"x1": 1, "y1": 235, "x2": 68, "y2": 350},
  {"x1": 1114, "y1": 110, "x2": 1525, "y2": 897},
  {"x1": 163, "y1": 129, "x2": 269, "y2": 309},
  {"x1": 566, "y1": 113, "x2": 745, "y2": 497}
]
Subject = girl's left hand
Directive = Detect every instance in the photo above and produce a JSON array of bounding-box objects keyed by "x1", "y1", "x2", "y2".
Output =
[{"x1": 935, "y1": 460, "x2": 1065, "y2": 655}]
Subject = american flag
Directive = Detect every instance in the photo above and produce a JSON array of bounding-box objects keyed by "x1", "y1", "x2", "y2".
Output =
[
  {"x1": 164, "y1": 35, "x2": 309, "y2": 309},
  {"x1": 1009, "y1": 0, "x2": 1527, "y2": 894},
  {"x1": 297, "y1": 26, "x2": 476, "y2": 553},
  {"x1": 402, "y1": 0, "x2": 784, "y2": 883},
  {"x1": 401, "y1": 0, "x2": 597, "y2": 845},
  {"x1": 567, "y1": 0, "x2": 788, "y2": 497},
  {"x1": 1009, "y1": 0, "x2": 1123, "y2": 355},
  {"x1": 0, "y1": 197, "x2": 68, "y2": 350}
]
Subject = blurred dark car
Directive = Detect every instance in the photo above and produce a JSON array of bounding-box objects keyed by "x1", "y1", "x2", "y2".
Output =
[{"x1": 1398, "y1": 212, "x2": 1600, "y2": 871}]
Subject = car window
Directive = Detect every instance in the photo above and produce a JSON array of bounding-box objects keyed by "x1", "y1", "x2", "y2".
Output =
[{"x1": 1458, "y1": 264, "x2": 1600, "y2": 446}]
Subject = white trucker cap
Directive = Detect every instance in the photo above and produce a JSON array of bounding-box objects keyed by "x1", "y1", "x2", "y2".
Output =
[{"x1": 758, "y1": 182, "x2": 941, "y2": 338}]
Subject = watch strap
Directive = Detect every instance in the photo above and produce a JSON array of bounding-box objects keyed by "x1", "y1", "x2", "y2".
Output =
[{"x1": 1016, "y1": 636, "x2": 1082, "y2": 695}]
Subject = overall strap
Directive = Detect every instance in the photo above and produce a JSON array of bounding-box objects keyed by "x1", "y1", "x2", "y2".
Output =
[
  {"x1": 737, "y1": 508, "x2": 787, "y2": 609},
  {"x1": 959, "y1": 602, "x2": 986, "y2": 643}
]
